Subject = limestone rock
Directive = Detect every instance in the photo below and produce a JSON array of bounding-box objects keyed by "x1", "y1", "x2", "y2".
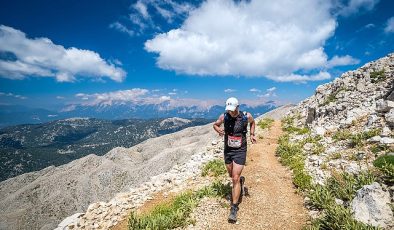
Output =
[{"x1": 351, "y1": 183, "x2": 394, "y2": 228}]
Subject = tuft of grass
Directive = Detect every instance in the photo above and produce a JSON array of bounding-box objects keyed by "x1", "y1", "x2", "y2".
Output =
[
  {"x1": 312, "y1": 143, "x2": 326, "y2": 155},
  {"x1": 201, "y1": 159, "x2": 227, "y2": 177},
  {"x1": 128, "y1": 181, "x2": 231, "y2": 229},
  {"x1": 276, "y1": 134, "x2": 312, "y2": 190},
  {"x1": 326, "y1": 171, "x2": 375, "y2": 202},
  {"x1": 373, "y1": 155, "x2": 394, "y2": 183},
  {"x1": 349, "y1": 129, "x2": 381, "y2": 148},
  {"x1": 333, "y1": 128, "x2": 381, "y2": 147},
  {"x1": 308, "y1": 204, "x2": 379, "y2": 230},
  {"x1": 305, "y1": 171, "x2": 378, "y2": 230},
  {"x1": 258, "y1": 117, "x2": 274, "y2": 130},
  {"x1": 370, "y1": 70, "x2": 386, "y2": 83},
  {"x1": 332, "y1": 130, "x2": 352, "y2": 142}
]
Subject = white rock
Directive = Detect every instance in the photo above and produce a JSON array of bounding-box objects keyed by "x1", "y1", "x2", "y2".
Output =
[
  {"x1": 367, "y1": 136, "x2": 381, "y2": 143},
  {"x1": 385, "y1": 108, "x2": 394, "y2": 126},
  {"x1": 381, "y1": 126, "x2": 392, "y2": 137},
  {"x1": 314, "y1": 126, "x2": 326, "y2": 136},
  {"x1": 351, "y1": 182, "x2": 394, "y2": 228},
  {"x1": 380, "y1": 137, "x2": 394, "y2": 144},
  {"x1": 54, "y1": 213, "x2": 84, "y2": 230}
]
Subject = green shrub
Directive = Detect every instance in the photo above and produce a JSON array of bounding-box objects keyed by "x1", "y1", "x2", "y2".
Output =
[
  {"x1": 128, "y1": 181, "x2": 231, "y2": 229},
  {"x1": 258, "y1": 117, "x2": 274, "y2": 130},
  {"x1": 332, "y1": 130, "x2": 352, "y2": 141},
  {"x1": 349, "y1": 129, "x2": 381, "y2": 148},
  {"x1": 326, "y1": 171, "x2": 375, "y2": 202},
  {"x1": 276, "y1": 134, "x2": 312, "y2": 190},
  {"x1": 310, "y1": 204, "x2": 379, "y2": 230},
  {"x1": 201, "y1": 159, "x2": 227, "y2": 177},
  {"x1": 370, "y1": 70, "x2": 386, "y2": 83},
  {"x1": 305, "y1": 171, "x2": 378, "y2": 230},
  {"x1": 312, "y1": 143, "x2": 326, "y2": 155},
  {"x1": 308, "y1": 184, "x2": 335, "y2": 210},
  {"x1": 373, "y1": 155, "x2": 394, "y2": 183}
]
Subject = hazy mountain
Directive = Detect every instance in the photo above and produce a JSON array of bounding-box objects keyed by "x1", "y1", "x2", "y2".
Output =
[
  {"x1": 0, "y1": 117, "x2": 212, "y2": 182},
  {"x1": 0, "y1": 102, "x2": 276, "y2": 128}
]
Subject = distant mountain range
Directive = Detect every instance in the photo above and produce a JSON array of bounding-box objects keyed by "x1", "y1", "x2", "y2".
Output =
[
  {"x1": 0, "y1": 117, "x2": 213, "y2": 182},
  {"x1": 0, "y1": 102, "x2": 276, "y2": 127}
]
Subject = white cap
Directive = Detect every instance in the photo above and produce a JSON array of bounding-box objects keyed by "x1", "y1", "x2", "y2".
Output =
[{"x1": 225, "y1": 97, "x2": 239, "y2": 111}]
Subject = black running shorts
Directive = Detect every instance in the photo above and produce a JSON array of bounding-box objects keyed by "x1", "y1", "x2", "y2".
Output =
[{"x1": 224, "y1": 151, "x2": 246, "y2": 165}]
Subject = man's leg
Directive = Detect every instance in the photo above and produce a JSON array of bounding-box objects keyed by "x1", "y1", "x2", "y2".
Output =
[
  {"x1": 231, "y1": 162, "x2": 244, "y2": 205},
  {"x1": 228, "y1": 161, "x2": 244, "y2": 222},
  {"x1": 225, "y1": 163, "x2": 233, "y2": 178}
]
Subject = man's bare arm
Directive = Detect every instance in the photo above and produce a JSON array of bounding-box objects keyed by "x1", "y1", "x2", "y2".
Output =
[
  {"x1": 213, "y1": 114, "x2": 225, "y2": 136},
  {"x1": 248, "y1": 113, "x2": 257, "y2": 143}
]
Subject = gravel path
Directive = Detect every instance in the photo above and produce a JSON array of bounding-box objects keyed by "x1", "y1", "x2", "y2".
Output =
[
  {"x1": 112, "y1": 120, "x2": 308, "y2": 230},
  {"x1": 189, "y1": 120, "x2": 308, "y2": 229}
]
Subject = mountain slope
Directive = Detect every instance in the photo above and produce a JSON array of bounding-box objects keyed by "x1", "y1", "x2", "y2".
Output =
[
  {"x1": 0, "y1": 117, "x2": 211, "y2": 181},
  {"x1": 0, "y1": 122, "x2": 217, "y2": 230}
]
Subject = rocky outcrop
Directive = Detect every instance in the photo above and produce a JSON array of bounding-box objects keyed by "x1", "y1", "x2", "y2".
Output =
[
  {"x1": 287, "y1": 53, "x2": 394, "y2": 228},
  {"x1": 0, "y1": 123, "x2": 218, "y2": 230},
  {"x1": 351, "y1": 182, "x2": 393, "y2": 228}
]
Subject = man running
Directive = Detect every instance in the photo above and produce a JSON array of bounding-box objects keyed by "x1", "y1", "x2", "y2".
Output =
[{"x1": 213, "y1": 97, "x2": 257, "y2": 223}]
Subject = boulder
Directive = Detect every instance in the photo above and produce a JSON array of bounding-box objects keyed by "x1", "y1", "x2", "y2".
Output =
[
  {"x1": 351, "y1": 182, "x2": 394, "y2": 228},
  {"x1": 376, "y1": 99, "x2": 394, "y2": 113},
  {"x1": 385, "y1": 108, "x2": 394, "y2": 126}
]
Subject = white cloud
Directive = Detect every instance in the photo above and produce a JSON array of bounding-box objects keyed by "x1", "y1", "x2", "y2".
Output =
[
  {"x1": 365, "y1": 23, "x2": 375, "y2": 28},
  {"x1": 109, "y1": 22, "x2": 135, "y2": 36},
  {"x1": 56, "y1": 96, "x2": 65, "y2": 100},
  {"x1": 168, "y1": 92, "x2": 177, "y2": 95},
  {"x1": 224, "y1": 88, "x2": 236, "y2": 93},
  {"x1": 338, "y1": 0, "x2": 380, "y2": 16},
  {"x1": 133, "y1": 1, "x2": 150, "y2": 19},
  {"x1": 0, "y1": 92, "x2": 27, "y2": 99},
  {"x1": 267, "y1": 71, "x2": 331, "y2": 83},
  {"x1": 75, "y1": 88, "x2": 149, "y2": 105},
  {"x1": 249, "y1": 88, "x2": 261, "y2": 93},
  {"x1": 126, "y1": 0, "x2": 195, "y2": 33},
  {"x1": 267, "y1": 87, "x2": 276, "y2": 92},
  {"x1": 0, "y1": 25, "x2": 126, "y2": 82},
  {"x1": 327, "y1": 55, "x2": 360, "y2": 68},
  {"x1": 385, "y1": 17, "x2": 394, "y2": 33},
  {"x1": 145, "y1": 0, "x2": 341, "y2": 82}
]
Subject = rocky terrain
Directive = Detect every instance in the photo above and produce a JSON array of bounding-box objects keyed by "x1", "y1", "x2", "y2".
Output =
[
  {"x1": 0, "y1": 117, "x2": 211, "y2": 181},
  {"x1": 286, "y1": 52, "x2": 394, "y2": 228},
  {"x1": 0, "y1": 122, "x2": 220, "y2": 230}
]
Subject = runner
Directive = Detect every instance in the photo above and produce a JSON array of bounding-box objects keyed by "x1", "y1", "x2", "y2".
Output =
[{"x1": 213, "y1": 97, "x2": 257, "y2": 223}]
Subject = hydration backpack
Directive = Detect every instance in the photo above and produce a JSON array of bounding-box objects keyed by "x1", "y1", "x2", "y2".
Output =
[{"x1": 224, "y1": 111, "x2": 248, "y2": 134}]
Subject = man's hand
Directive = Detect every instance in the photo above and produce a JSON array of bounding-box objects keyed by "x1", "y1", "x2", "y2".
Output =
[
  {"x1": 217, "y1": 128, "x2": 225, "y2": 136},
  {"x1": 250, "y1": 134, "x2": 257, "y2": 144}
]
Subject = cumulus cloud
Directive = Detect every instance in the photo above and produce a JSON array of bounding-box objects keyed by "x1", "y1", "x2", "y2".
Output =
[
  {"x1": 224, "y1": 88, "x2": 236, "y2": 93},
  {"x1": 327, "y1": 55, "x2": 360, "y2": 68},
  {"x1": 70, "y1": 88, "x2": 221, "y2": 110},
  {"x1": 75, "y1": 88, "x2": 149, "y2": 105},
  {"x1": 0, "y1": 92, "x2": 27, "y2": 99},
  {"x1": 0, "y1": 25, "x2": 126, "y2": 82},
  {"x1": 145, "y1": 0, "x2": 363, "y2": 82},
  {"x1": 385, "y1": 17, "x2": 394, "y2": 33}
]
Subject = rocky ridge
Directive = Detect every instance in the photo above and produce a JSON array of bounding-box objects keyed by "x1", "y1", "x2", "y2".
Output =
[
  {"x1": 287, "y1": 53, "x2": 394, "y2": 228},
  {"x1": 0, "y1": 123, "x2": 219, "y2": 230}
]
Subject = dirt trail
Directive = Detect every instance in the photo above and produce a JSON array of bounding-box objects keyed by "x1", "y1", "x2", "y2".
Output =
[
  {"x1": 196, "y1": 120, "x2": 308, "y2": 229},
  {"x1": 112, "y1": 120, "x2": 308, "y2": 230}
]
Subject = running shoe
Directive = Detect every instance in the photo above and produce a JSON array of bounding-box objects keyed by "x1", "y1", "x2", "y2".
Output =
[{"x1": 228, "y1": 204, "x2": 239, "y2": 223}]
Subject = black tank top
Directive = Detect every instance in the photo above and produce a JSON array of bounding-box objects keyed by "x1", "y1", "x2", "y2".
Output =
[{"x1": 224, "y1": 111, "x2": 248, "y2": 153}]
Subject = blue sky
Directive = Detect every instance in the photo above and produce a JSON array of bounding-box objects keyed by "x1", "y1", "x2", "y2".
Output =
[{"x1": 0, "y1": 0, "x2": 393, "y2": 111}]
